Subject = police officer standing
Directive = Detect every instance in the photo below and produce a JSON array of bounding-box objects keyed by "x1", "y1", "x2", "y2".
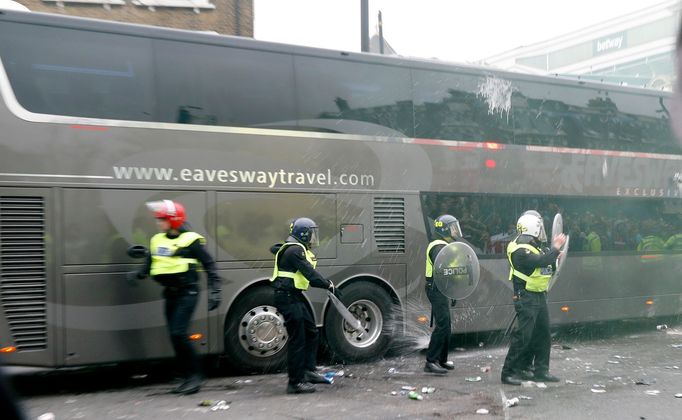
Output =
[
  {"x1": 129, "y1": 200, "x2": 222, "y2": 395},
  {"x1": 501, "y1": 211, "x2": 566, "y2": 385},
  {"x1": 424, "y1": 215, "x2": 461, "y2": 375},
  {"x1": 271, "y1": 218, "x2": 334, "y2": 394}
]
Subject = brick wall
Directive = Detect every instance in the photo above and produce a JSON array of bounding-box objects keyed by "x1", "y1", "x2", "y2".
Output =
[{"x1": 15, "y1": 0, "x2": 253, "y2": 36}]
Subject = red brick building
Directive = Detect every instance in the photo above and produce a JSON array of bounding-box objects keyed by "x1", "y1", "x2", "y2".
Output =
[{"x1": 14, "y1": 0, "x2": 252, "y2": 36}]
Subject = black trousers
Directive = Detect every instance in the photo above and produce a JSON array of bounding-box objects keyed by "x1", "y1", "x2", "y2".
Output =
[
  {"x1": 501, "y1": 290, "x2": 551, "y2": 377},
  {"x1": 274, "y1": 290, "x2": 318, "y2": 384},
  {"x1": 425, "y1": 283, "x2": 452, "y2": 364},
  {"x1": 164, "y1": 284, "x2": 201, "y2": 379}
]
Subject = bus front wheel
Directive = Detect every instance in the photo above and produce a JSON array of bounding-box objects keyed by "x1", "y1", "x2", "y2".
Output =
[
  {"x1": 223, "y1": 287, "x2": 287, "y2": 373},
  {"x1": 324, "y1": 282, "x2": 394, "y2": 362}
]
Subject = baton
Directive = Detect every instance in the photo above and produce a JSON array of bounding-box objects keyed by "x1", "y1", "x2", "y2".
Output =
[{"x1": 327, "y1": 291, "x2": 363, "y2": 332}]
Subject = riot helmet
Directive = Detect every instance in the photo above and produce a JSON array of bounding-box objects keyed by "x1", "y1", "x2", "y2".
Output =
[
  {"x1": 522, "y1": 210, "x2": 541, "y2": 218},
  {"x1": 289, "y1": 217, "x2": 319, "y2": 248},
  {"x1": 516, "y1": 212, "x2": 547, "y2": 242},
  {"x1": 146, "y1": 200, "x2": 186, "y2": 230},
  {"x1": 434, "y1": 214, "x2": 462, "y2": 240}
]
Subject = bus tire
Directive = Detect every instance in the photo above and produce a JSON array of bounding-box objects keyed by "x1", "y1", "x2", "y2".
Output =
[
  {"x1": 223, "y1": 287, "x2": 287, "y2": 373},
  {"x1": 324, "y1": 282, "x2": 394, "y2": 362}
]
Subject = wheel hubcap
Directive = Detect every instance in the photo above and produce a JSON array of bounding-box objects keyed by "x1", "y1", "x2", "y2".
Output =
[
  {"x1": 342, "y1": 299, "x2": 382, "y2": 349},
  {"x1": 238, "y1": 305, "x2": 287, "y2": 358}
]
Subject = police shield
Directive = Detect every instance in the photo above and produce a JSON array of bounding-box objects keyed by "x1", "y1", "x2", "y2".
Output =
[
  {"x1": 549, "y1": 213, "x2": 570, "y2": 290},
  {"x1": 433, "y1": 242, "x2": 480, "y2": 300}
]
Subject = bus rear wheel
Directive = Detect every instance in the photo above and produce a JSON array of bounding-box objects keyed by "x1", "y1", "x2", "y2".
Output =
[
  {"x1": 223, "y1": 287, "x2": 287, "y2": 373},
  {"x1": 324, "y1": 282, "x2": 394, "y2": 362}
]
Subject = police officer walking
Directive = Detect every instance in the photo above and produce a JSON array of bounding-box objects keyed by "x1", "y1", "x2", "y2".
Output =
[
  {"x1": 424, "y1": 215, "x2": 461, "y2": 375},
  {"x1": 501, "y1": 211, "x2": 566, "y2": 385},
  {"x1": 129, "y1": 200, "x2": 222, "y2": 395},
  {"x1": 270, "y1": 218, "x2": 335, "y2": 394}
]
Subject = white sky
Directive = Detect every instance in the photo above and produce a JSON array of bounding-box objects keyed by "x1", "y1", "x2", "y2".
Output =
[{"x1": 255, "y1": 0, "x2": 671, "y2": 63}]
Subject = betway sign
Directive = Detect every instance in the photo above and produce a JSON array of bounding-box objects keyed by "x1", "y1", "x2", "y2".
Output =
[{"x1": 593, "y1": 32, "x2": 627, "y2": 56}]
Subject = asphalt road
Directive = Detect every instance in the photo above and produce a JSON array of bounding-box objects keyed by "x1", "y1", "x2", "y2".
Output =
[{"x1": 9, "y1": 319, "x2": 682, "y2": 420}]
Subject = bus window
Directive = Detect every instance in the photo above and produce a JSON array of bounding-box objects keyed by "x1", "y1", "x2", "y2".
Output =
[
  {"x1": 420, "y1": 192, "x2": 682, "y2": 256},
  {"x1": 0, "y1": 22, "x2": 155, "y2": 121},
  {"x1": 210, "y1": 192, "x2": 337, "y2": 262},
  {"x1": 605, "y1": 91, "x2": 677, "y2": 154},
  {"x1": 155, "y1": 41, "x2": 296, "y2": 128},
  {"x1": 295, "y1": 56, "x2": 413, "y2": 137},
  {"x1": 412, "y1": 69, "x2": 514, "y2": 144}
]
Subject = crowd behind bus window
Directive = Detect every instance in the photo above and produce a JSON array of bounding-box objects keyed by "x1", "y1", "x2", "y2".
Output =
[{"x1": 421, "y1": 194, "x2": 682, "y2": 255}]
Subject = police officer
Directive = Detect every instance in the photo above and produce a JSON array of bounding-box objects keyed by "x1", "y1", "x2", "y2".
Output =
[
  {"x1": 424, "y1": 214, "x2": 461, "y2": 374},
  {"x1": 501, "y1": 212, "x2": 566, "y2": 385},
  {"x1": 270, "y1": 217, "x2": 334, "y2": 394},
  {"x1": 128, "y1": 200, "x2": 222, "y2": 395}
]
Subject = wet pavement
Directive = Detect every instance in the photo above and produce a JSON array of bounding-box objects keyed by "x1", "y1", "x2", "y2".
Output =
[{"x1": 11, "y1": 319, "x2": 682, "y2": 419}]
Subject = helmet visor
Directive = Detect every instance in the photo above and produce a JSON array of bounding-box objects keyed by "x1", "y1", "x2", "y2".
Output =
[
  {"x1": 538, "y1": 222, "x2": 548, "y2": 242},
  {"x1": 145, "y1": 200, "x2": 164, "y2": 214},
  {"x1": 309, "y1": 227, "x2": 320, "y2": 248},
  {"x1": 448, "y1": 221, "x2": 462, "y2": 239}
]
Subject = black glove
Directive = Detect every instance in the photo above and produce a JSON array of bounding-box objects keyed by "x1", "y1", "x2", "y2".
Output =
[
  {"x1": 126, "y1": 271, "x2": 145, "y2": 287},
  {"x1": 208, "y1": 290, "x2": 221, "y2": 311}
]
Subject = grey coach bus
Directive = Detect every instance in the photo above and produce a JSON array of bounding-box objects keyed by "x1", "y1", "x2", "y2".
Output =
[{"x1": 1, "y1": 10, "x2": 681, "y2": 372}]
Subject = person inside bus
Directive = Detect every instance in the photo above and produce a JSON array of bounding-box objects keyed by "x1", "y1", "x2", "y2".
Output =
[
  {"x1": 127, "y1": 200, "x2": 222, "y2": 395},
  {"x1": 270, "y1": 217, "x2": 335, "y2": 394},
  {"x1": 501, "y1": 211, "x2": 566, "y2": 386},
  {"x1": 423, "y1": 214, "x2": 462, "y2": 375}
]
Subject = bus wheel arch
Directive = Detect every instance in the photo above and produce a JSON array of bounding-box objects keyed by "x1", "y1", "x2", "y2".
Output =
[
  {"x1": 323, "y1": 276, "x2": 400, "y2": 362},
  {"x1": 222, "y1": 281, "x2": 288, "y2": 373}
]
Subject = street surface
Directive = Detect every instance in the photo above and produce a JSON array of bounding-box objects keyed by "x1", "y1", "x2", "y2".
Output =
[{"x1": 11, "y1": 319, "x2": 682, "y2": 419}]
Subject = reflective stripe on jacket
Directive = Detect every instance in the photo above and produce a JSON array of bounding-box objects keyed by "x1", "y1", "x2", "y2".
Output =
[
  {"x1": 270, "y1": 242, "x2": 317, "y2": 290},
  {"x1": 150, "y1": 231, "x2": 203, "y2": 276}
]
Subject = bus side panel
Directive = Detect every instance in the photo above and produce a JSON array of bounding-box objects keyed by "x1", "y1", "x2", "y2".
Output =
[{"x1": 60, "y1": 188, "x2": 210, "y2": 365}]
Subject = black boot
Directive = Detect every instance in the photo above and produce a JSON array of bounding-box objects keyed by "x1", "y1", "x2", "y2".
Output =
[
  {"x1": 501, "y1": 375, "x2": 523, "y2": 386},
  {"x1": 287, "y1": 382, "x2": 316, "y2": 394},
  {"x1": 172, "y1": 375, "x2": 203, "y2": 395},
  {"x1": 424, "y1": 362, "x2": 448, "y2": 374},
  {"x1": 439, "y1": 361, "x2": 455, "y2": 370},
  {"x1": 304, "y1": 370, "x2": 332, "y2": 384}
]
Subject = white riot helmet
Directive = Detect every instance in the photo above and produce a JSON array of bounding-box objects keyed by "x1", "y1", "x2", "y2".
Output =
[{"x1": 517, "y1": 213, "x2": 547, "y2": 242}]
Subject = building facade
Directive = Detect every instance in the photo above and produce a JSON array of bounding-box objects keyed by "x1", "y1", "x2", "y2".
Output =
[
  {"x1": 481, "y1": 1, "x2": 679, "y2": 90},
  {"x1": 14, "y1": 0, "x2": 252, "y2": 36}
]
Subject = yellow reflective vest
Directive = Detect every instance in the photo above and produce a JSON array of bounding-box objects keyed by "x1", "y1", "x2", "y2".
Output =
[
  {"x1": 150, "y1": 232, "x2": 204, "y2": 276},
  {"x1": 507, "y1": 239, "x2": 553, "y2": 293},
  {"x1": 425, "y1": 239, "x2": 448, "y2": 278},
  {"x1": 270, "y1": 242, "x2": 317, "y2": 290}
]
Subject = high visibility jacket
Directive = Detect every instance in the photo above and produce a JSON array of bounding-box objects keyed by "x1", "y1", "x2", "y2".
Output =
[
  {"x1": 150, "y1": 232, "x2": 204, "y2": 276},
  {"x1": 507, "y1": 239, "x2": 553, "y2": 293},
  {"x1": 665, "y1": 233, "x2": 682, "y2": 252},
  {"x1": 582, "y1": 231, "x2": 603, "y2": 271},
  {"x1": 585, "y1": 232, "x2": 601, "y2": 252},
  {"x1": 638, "y1": 235, "x2": 664, "y2": 252},
  {"x1": 425, "y1": 239, "x2": 448, "y2": 278},
  {"x1": 270, "y1": 242, "x2": 317, "y2": 290},
  {"x1": 638, "y1": 235, "x2": 665, "y2": 263}
]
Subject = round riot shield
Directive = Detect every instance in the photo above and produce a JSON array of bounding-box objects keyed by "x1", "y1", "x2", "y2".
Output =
[
  {"x1": 551, "y1": 213, "x2": 563, "y2": 240},
  {"x1": 433, "y1": 242, "x2": 480, "y2": 300},
  {"x1": 549, "y1": 213, "x2": 570, "y2": 290}
]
